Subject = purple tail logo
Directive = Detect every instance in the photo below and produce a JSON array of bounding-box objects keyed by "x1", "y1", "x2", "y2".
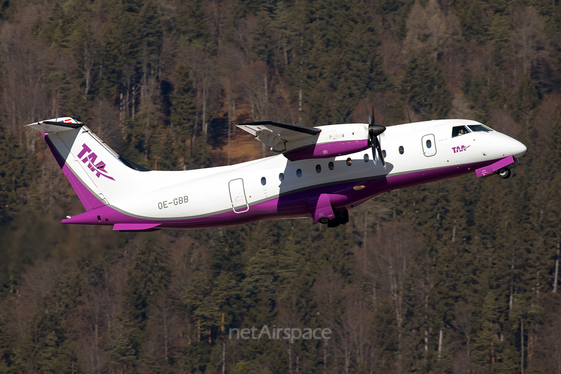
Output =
[
  {"x1": 77, "y1": 144, "x2": 115, "y2": 181},
  {"x1": 453, "y1": 145, "x2": 470, "y2": 153}
]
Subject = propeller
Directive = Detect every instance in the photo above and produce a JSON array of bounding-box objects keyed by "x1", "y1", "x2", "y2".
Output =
[{"x1": 364, "y1": 102, "x2": 386, "y2": 166}]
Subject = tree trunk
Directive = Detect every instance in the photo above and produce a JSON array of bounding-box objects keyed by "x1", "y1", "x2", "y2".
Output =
[
  {"x1": 554, "y1": 242, "x2": 559, "y2": 293},
  {"x1": 298, "y1": 30, "x2": 303, "y2": 124},
  {"x1": 323, "y1": 343, "x2": 327, "y2": 373},
  {"x1": 521, "y1": 319, "x2": 525, "y2": 374},
  {"x1": 222, "y1": 338, "x2": 226, "y2": 374},
  {"x1": 202, "y1": 77, "x2": 208, "y2": 135},
  {"x1": 424, "y1": 294, "x2": 429, "y2": 356},
  {"x1": 345, "y1": 346, "x2": 349, "y2": 374},
  {"x1": 288, "y1": 342, "x2": 292, "y2": 374},
  {"x1": 363, "y1": 212, "x2": 368, "y2": 274},
  {"x1": 438, "y1": 326, "x2": 443, "y2": 359},
  {"x1": 227, "y1": 80, "x2": 231, "y2": 165},
  {"x1": 222, "y1": 311, "x2": 226, "y2": 374}
]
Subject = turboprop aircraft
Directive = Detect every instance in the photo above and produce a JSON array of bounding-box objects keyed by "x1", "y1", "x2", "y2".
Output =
[{"x1": 27, "y1": 116, "x2": 526, "y2": 231}]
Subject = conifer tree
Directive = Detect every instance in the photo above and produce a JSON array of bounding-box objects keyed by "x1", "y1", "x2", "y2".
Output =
[
  {"x1": 171, "y1": 63, "x2": 197, "y2": 168},
  {"x1": 124, "y1": 239, "x2": 171, "y2": 358},
  {"x1": 175, "y1": 0, "x2": 215, "y2": 53},
  {"x1": 0, "y1": 129, "x2": 35, "y2": 223},
  {"x1": 0, "y1": 314, "x2": 13, "y2": 372},
  {"x1": 402, "y1": 54, "x2": 451, "y2": 120}
]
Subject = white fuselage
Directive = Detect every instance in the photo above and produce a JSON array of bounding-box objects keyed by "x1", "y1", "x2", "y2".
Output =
[{"x1": 113, "y1": 120, "x2": 524, "y2": 220}]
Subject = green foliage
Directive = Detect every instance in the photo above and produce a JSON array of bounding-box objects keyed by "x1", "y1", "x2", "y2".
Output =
[
  {"x1": 150, "y1": 126, "x2": 180, "y2": 170},
  {"x1": 456, "y1": 0, "x2": 485, "y2": 43},
  {"x1": 0, "y1": 129, "x2": 35, "y2": 223},
  {"x1": 0, "y1": 0, "x2": 15, "y2": 21},
  {"x1": 378, "y1": 0, "x2": 415, "y2": 39},
  {"x1": 402, "y1": 54, "x2": 451, "y2": 120},
  {"x1": 171, "y1": 63, "x2": 197, "y2": 168},
  {"x1": 287, "y1": 0, "x2": 388, "y2": 125},
  {"x1": 0, "y1": 314, "x2": 14, "y2": 372},
  {"x1": 108, "y1": 314, "x2": 137, "y2": 372},
  {"x1": 37, "y1": 3, "x2": 71, "y2": 48},
  {"x1": 176, "y1": 0, "x2": 215, "y2": 53},
  {"x1": 17, "y1": 270, "x2": 85, "y2": 373},
  {"x1": 125, "y1": 240, "x2": 171, "y2": 330},
  {"x1": 513, "y1": 72, "x2": 540, "y2": 126}
]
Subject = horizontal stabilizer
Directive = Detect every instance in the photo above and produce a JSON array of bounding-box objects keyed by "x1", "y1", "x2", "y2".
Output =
[{"x1": 27, "y1": 117, "x2": 83, "y2": 133}]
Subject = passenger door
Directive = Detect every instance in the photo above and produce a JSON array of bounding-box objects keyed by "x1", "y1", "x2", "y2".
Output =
[
  {"x1": 422, "y1": 134, "x2": 437, "y2": 157},
  {"x1": 228, "y1": 179, "x2": 249, "y2": 213}
]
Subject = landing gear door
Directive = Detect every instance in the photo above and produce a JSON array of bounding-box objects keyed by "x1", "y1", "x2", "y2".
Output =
[
  {"x1": 228, "y1": 179, "x2": 249, "y2": 213},
  {"x1": 422, "y1": 134, "x2": 437, "y2": 157}
]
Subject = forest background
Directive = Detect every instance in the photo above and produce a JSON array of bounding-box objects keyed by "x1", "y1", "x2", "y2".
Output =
[{"x1": 1, "y1": 0, "x2": 561, "y2": 373}]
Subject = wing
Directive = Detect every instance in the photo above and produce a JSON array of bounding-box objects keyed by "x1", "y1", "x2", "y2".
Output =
[{"x1": 237, "y1": 121, "x2": 321, "y2": 152}]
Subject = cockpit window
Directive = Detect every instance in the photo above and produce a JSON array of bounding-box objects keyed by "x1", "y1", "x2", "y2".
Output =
[
  {"x1": 452, "y1": 126, "x2": 470, "y2": 137},
  {"x1": 468, "y1": 124, "x2": 493, "y2": 132}
]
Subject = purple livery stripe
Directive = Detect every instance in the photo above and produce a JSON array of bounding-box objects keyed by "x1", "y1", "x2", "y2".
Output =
[
  {"x1": 284, "y1": 140, "x2": 370, "y2": 161},
  {"x1": 60, "y1": 158, "x2": 503, "y2": 230}
]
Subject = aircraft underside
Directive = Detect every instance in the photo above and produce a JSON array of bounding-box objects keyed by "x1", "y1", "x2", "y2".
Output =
[{"x1": 62, "y1": 157, "x2": 505, "y2": 230}]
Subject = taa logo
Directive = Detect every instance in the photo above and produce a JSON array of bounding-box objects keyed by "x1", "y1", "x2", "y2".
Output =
[
  {"x1": 77, "y1": 143, "x2": 115, "y2": 181},
  {"x1": 453, "y1": 145, "x2": 470, "y2": 153}
]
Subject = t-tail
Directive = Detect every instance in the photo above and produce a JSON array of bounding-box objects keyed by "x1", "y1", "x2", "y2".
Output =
[{"x1": 27, "y1": 117, "x2": 157, "y2": 231}]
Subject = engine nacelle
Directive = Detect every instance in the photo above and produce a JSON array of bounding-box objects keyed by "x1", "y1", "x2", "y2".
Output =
[{"x1": 281, "y1": 123, "x2": 370, "y2": 161}]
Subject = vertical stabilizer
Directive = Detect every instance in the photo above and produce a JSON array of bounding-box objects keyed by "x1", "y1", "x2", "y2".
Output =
[{"x1": 28, "y1": 117, "x2": 140, "y2": 211}]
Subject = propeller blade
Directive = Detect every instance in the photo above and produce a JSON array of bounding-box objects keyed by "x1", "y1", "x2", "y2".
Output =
[
  {"x1": 364, "y1": 101, "x2": 386, "y2": 167},
  {"x1": 368, "y1": 125, "x2": 386, "y2": 167},
  {"x1": 376, "y1": 139, "x2": 386, "y2": 166},
  {"x1": 364, "y1": 101, "x2": 372, "y2": 125}
]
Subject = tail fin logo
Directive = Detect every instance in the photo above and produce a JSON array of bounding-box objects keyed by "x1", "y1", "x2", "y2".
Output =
[{"x1": 77, "y1": 143, "x2": 115, "y2": 181}]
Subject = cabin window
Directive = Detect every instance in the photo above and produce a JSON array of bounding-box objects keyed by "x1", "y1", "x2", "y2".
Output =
[
  {"x1": 399, "y1": 146, "x2": 404, "y2": 154},
  {"x1": 426, "y1": 139, "x2": 432, "y2": 149},
  {"x1": 382, "y1": 150, "x2": 387, "y2": 158},
  {"x1": 328, "y1": 161, "x2": 334, "y2": 170},
  {"x1": 468, "y1": 124, "x2": 492, "y2": 132},
  {"x1": 261, "y1": 177, "x2": 266, "y2": 185},
  {"x1": 346, "y1": 158, "x2": 353, "y2": 166},
  {"x1": 296, "y1": 169, "x2": 302, "y2": 177},
  {"x1": 316, "y1": 164, "x2": 321, "y2": 173},
  {"x1": 364, "y1": 154, "x2": 369, "y2": 162},
  {"x1": 452, "y1": 126, "x2": 470, "y2": 137},
  {"x1": 279, "y1": 173, "x2": 284, "y2": 181}
]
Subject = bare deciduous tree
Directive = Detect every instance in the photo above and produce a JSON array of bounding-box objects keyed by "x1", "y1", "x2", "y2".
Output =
[
  {"x1": 403, "y1": 0, "x2": 462, "y2": 61},
  {"x1": 453, "y1": 301, "x2": 473, "y2": 373},
  {"x1": 509, "y1": 7, "x2": 549, "y2": 84},
  {"x1": 535, "y1": 313, "x2": 561, "y2": 374}
]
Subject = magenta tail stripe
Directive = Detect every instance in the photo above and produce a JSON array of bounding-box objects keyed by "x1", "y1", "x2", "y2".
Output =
[{"x1": 44, "y1": 134, "x2": 105, "y2": 211}]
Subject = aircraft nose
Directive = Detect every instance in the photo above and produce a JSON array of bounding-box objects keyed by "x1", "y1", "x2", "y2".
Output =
[{"x1": 512, "y1": 138, "x2": 527, "y2": 158}]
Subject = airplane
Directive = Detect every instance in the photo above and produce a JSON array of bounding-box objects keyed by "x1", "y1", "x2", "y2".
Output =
[{"x1": 27, "y1": 116, "x2": 526, "y2": 231}]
